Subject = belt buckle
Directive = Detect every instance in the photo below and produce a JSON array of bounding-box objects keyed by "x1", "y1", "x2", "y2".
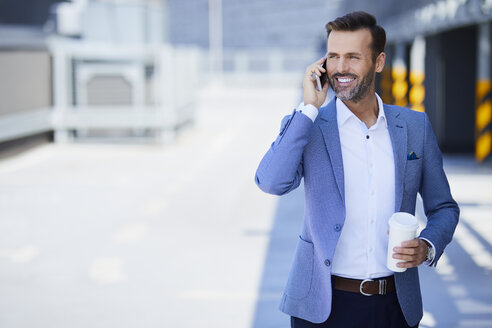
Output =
[
  {"x1": 360, "y1": 278, "x2": 388, "y2": 296},
  {"x1": 360, "y1": 279, "x2": 373, "y2": 296}
]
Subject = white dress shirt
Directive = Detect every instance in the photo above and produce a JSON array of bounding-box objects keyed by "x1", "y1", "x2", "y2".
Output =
[
  {"x1": 332, "y1": 95, "x2": 395, "y2": 278},
  {"x1": 296, "y1": 94, "x2": 428, "y2": 279},
  {"x1": 330, "y1": 95, "x2": 395, "y2": 278}
]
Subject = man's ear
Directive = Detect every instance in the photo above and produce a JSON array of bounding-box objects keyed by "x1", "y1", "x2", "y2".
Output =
[{"x1": 375, "y1": 52, "x2": 386, "y2": 73}]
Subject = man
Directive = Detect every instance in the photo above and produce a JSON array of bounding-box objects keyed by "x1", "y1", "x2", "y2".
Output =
[{"x1": 255, "y1": 11, "x2": 459, "y2": 328}]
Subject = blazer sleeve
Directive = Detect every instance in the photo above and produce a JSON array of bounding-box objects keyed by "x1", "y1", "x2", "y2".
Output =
[
  {"x1": 418, "y1": 113, "x2": 460, "y2": 266},
  {"x1": 255, "y1": 109, "x2": 314, "y2": 195}
]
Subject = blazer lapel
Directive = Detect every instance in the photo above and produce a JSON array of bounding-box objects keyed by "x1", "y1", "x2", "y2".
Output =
[
  {"x1": 384, "y1": 105, "x2": 407, "y2": 212},
  {"x1": 318, "y1": 99, "x2": 345, "y2": 206}
]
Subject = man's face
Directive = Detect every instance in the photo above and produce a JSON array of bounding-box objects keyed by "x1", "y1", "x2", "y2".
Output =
[{"x1": 326, "y1": 28, "x2": 383, "y2": 103}]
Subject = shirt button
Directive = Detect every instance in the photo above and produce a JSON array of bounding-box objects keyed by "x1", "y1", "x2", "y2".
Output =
[
  {"x1": 334, "y1": 224, "x2": 342, "y2": 232},
  {"x1": 370, "y1": 219, "x2": 375, "y2": 224},
  {"x1": 369, "y1": 247, "x2": 374, "y2": 253},
  {"x1": 371, "y1": 190, "x2": 375, "y2": 196},
  {"x1": 324, "y1": 259, "x2": 331, "y2": 267}
]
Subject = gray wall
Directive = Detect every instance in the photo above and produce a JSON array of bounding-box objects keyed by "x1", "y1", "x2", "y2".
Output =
[{"x1": 0, "y1": 50, "x2": 52, "y2": 115}]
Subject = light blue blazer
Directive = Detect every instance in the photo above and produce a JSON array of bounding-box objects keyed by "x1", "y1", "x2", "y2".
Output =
[{"x1": 255, "y1": 97, "x2": 459, "y2": 326}]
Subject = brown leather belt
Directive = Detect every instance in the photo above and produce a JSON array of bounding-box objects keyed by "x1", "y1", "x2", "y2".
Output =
[{"x1": 333, "y1": 275, "x2": 396, "y2": 296}]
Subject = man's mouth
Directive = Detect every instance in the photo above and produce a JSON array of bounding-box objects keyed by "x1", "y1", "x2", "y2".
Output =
[
  {"x1": 338, "y1": 77, "x2": 354, "y2": 83},
  {"x1": 335, "y1": 76, "x2": 356, "y2": 85}
]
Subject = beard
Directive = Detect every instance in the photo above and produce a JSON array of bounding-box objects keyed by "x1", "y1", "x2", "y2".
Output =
[{"x1": 329, "y1": 65, "x2": 375, "y2": 103}]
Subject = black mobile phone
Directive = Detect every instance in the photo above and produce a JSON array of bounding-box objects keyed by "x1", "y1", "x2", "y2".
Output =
[
  {"x1": 320, "y1": 59, "x2": 328, "y2": 88},
  {"x1": 316, "y1": 59, "x2": 328, "y2": 91}
]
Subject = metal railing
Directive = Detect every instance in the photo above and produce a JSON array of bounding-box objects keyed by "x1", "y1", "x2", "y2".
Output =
[{"x1": 49, "y1": 38, "x2": 200, "y2": 143}]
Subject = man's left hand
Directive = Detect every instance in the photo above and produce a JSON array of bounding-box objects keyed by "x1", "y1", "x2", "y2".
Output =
[{"x1": 392, "y1": 238, "x2": 429, "y2": 268}]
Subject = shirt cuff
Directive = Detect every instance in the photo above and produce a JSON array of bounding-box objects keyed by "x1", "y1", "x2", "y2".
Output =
[
  {"x1": 296, "y1": 102, "x2": 319, "y2": 122},
  {"x1": 419, "y1": 237, "x2": 436, "y2": 266}
]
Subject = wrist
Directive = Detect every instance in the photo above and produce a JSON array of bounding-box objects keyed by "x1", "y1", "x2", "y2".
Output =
[
  {"x1": 302, "y1": 97, "x2": 321, "y2": 109},
  {"x1": 421, "y1": 239, "x2": 435, "y2": 264},
  {"x1": 297, "y1": 103, "x2": 319, "y2": 122}
]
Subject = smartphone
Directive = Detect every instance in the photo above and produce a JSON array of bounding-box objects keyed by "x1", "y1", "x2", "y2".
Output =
[{"x1": 315, "y1": 59, "x2": 328, "y2": 91}]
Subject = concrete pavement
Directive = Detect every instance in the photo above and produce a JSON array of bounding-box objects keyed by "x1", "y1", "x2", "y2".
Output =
[{"x1": 0, "y1": 83, "x2": 299, "y2": 328}]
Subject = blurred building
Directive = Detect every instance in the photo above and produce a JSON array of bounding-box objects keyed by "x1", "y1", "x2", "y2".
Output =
[
  {"x1": 168, "y1": 0, "x2": 342, "y2": 83},
  {"x1": 167, "y1": 0, "x2": 492, "y2": 162},
  {"x1": 0, "y1": 0, "x2": 198, "y2": 149},
  {"x1": 1, "y1": 0, "x2": 491, "y2": 162},
  {"x1": 168, "y1": 0, "x2": 340, "y2": 49}
]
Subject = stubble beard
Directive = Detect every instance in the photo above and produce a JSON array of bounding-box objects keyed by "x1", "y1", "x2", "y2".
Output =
[{"x1": 330, "y1": 66, "x2": 375, "y2": 103}]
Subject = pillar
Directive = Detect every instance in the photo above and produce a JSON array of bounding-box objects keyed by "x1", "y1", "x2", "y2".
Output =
[
  {"x1": 409, "y1": 36, "x2": 426, "y2": 112},
  {"x1": 392, "y1": 43, "x2": 408, "y2": 107},
  {"x1": 476, "y1": 22, "x2": 492, "y2": 162}
]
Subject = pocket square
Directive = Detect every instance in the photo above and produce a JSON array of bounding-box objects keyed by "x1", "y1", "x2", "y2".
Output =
[{"x1": 407, "y1": 151, "x2": 420, "y2": 160}]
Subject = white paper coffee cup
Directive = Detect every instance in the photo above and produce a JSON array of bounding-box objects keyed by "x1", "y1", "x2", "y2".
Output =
[{"x1": 386, "y1": 212, "x2": 419, "y2": 272}]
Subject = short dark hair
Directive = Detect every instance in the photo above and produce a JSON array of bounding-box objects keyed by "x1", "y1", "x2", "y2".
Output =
[{"x1": 325, "y1": 11, "x2": 386, "y2": 62}]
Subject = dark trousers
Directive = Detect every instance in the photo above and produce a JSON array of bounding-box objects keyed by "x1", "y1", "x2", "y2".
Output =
[{"x1": 291, "y1": 289, "x2": 418, "y2": 328}]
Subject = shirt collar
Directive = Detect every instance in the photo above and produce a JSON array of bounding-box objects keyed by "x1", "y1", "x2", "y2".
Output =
[{"x1": 336, "y1": 93, "x2": 387, "y2": 129}]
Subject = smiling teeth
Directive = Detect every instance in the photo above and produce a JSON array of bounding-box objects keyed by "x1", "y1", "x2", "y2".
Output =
[{"x1": 338, "y1": 78, "x2": 354, "y2": 83}]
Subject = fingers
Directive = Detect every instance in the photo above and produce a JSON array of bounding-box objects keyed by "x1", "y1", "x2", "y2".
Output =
[
  {"x1": 396, "y1": 259, "x2": 421, "y2": 269},
  {"x1": 305, "y1": 58, "x2": 327, "y2": 78},
  {"x1": 393, "y1": 238, "x2": 419, "y2": 255},
  {"x1": 393, "y1": 252, "x2": 417, "y2": 261},
  {"x1": 302, "y1": 57, "x2": 329, "y2": 109},
  {"x1": 392, "y1": 251, "x2": 420, "y2": 268},
  {"x1": 313, "y1": 56, "x2": 326, "y2": 69},
  {"x1": 401, "y1": 238, "x2": 419, "y2": 247},
  {"x1": 393, "y1": 246, "x2": 417, "y2": 255},
  {"x1": 315, "y1": 63, "x2": 327, "y2": 74},
  {"x1": 392, "y1": 238, "x2": 427, "y2": 268},
  {"x1": 312, "y1": 64, "x2": 326, "y2": 77}
]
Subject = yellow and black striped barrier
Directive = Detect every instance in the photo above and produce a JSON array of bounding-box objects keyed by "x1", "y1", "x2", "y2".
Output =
[
  {"x1": 475, "y1": 79, "x2": 492, "y2": 162},
  {"x1": 392, "y1": 66, "x2": 408, "y2": 107},
  {"x1": 409, "y1": 70, "x2": 425, "y2": 112}
]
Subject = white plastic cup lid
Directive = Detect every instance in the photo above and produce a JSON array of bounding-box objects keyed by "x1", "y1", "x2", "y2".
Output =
[{"x1": 388, "y1": 212, "x2": 418, "y2": 231}]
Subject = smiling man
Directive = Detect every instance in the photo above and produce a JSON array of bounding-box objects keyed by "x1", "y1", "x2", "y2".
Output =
[{"x1": 255, "y1": 11, "x2": 459, "y2": 328}]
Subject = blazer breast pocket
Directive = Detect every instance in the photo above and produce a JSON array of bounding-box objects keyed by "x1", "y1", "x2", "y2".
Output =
[{"x1": 404, "y1": 158, "x2": 423, "y2": 195}]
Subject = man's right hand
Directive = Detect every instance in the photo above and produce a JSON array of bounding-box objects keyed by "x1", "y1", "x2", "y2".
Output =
[{"x1": 303, "y1": 57, "x2": 330, "y2": 109}]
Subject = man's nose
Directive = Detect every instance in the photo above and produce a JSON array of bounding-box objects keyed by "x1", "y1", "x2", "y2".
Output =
[{"x1": 336, "y1": 58, "x2": 349, "y2": 73}]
